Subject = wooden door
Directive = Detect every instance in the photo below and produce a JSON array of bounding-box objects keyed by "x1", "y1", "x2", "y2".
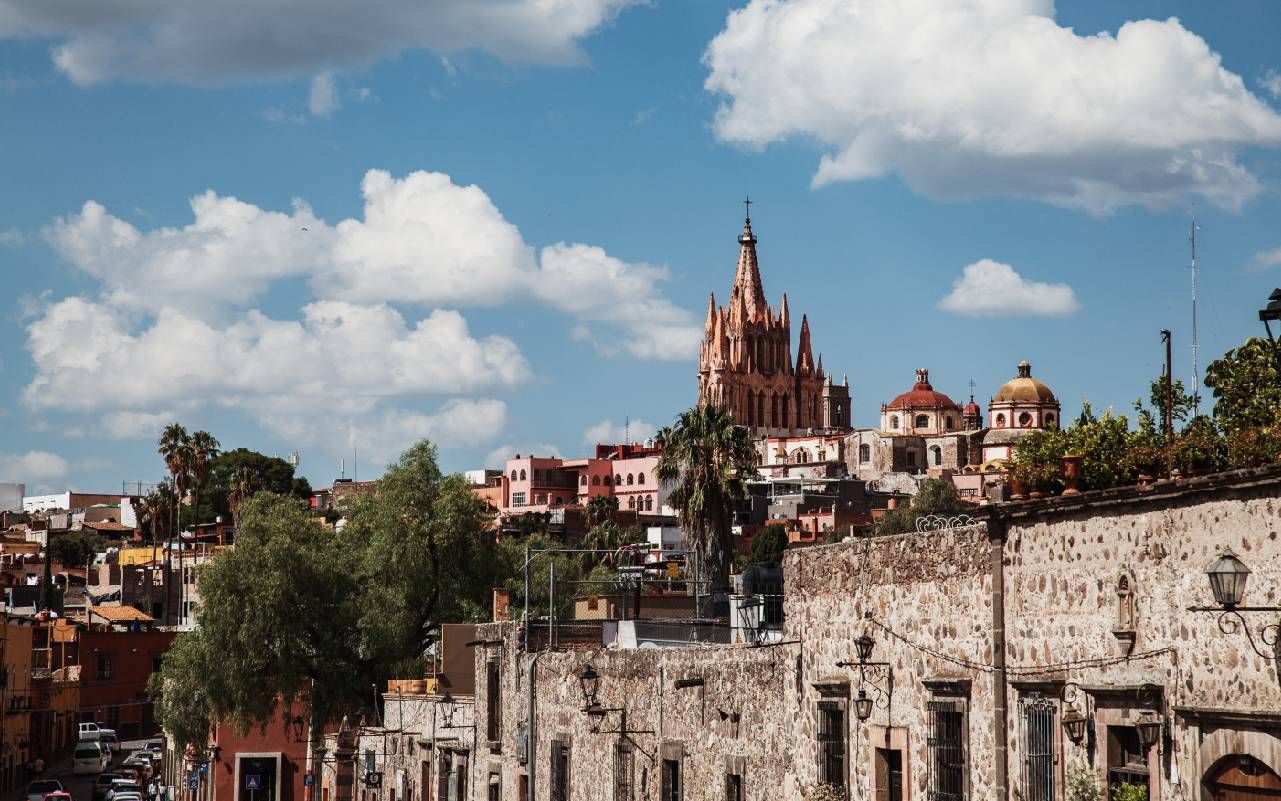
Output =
[{"x1": 1206, "y1": 756, "x2": 1281, "y2": 801}]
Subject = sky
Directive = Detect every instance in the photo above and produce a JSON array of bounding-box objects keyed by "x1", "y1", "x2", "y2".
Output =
[{"x1": 2, "y1": 0, "x2": 1281, "y2": 494}]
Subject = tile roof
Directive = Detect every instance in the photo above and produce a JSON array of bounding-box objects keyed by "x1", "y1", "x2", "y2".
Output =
[{"x1": 89, "y1": 605, "x2": 154, "y2": 623}]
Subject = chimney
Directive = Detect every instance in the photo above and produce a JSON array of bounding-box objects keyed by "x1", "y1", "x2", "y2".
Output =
[
  {"x1": 492, "y1": 587, "x2": 511, "y2": 622},
  {"x1": 887, "y1": 497, "x2": 899, "y2": 510}
]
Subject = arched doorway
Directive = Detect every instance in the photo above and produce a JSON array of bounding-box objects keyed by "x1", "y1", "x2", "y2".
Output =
[{"x1": 1206, "y1": 755, "x2": 1281, "y2": 801}]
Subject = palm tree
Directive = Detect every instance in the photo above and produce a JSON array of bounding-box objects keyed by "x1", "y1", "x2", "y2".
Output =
[
  {"x1": 655, "y1": 402, "x2": 759, "y2": 615},
  {"x1": 158, "y1": 424, "x2": 192, "y2": 626},
  {"x1": 227, "y1": 466, "x2": 259, "y2": 534},
  {"x1": 585, "y1": 494, "x2": 618, "y2": 527}
]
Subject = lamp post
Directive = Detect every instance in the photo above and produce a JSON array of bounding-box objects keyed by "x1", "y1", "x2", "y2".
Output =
[
  {"x1": 836, "y1": 624, "x2": 893, "y2": 723},
  {"x1": 1188, "y1": 547, "x2": 1281, "y2": 660},
  {"x1": 1258, "y1": 289, "x2": 1281, "y2": 381},
  {"x1": 574, "y1": 663, "x2": 653, "y2": 741}
]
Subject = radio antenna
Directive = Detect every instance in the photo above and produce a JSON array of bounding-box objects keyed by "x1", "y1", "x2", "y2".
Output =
[{"x1": 1190, "y1": 216, "x2": 1200, "y2": 417}]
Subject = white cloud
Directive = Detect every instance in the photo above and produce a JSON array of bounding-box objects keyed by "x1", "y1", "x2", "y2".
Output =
[
  {"x1": 23, "y1": 297, "x2": 530, "y2": 414},
  {"x1": 1, "y1": 0, "x2": 638, "y2": 86},
  {"x1": 45, "y1": 194, "x2": 331, "y2": 316},
  {"x1": 583, "y1": 418, "x2": 657, "y2": 446},
  {"x1": 0, "y1": 450, "x2": 69, "y2": 482},
  {"x1": 937, "y1": 259, "x2": 1079, "y2": 317},
  {"x1": 484, "y1": 442, "x2": 563, "y2": 469},
  {"x1": 1248, "y1": 246, "x2": 1281, "y2": 271},
  {"x1": 309, "y1": 73, "x2": 339, "y2": 117},
  {"x1": 704, "y1": 0, "x2": 1281, "y2": 213},
  {"x1": 100, "y1": 410, "x2": 177, "y2": 440},
  {"x1": 0, "y1": 226, "x2": 24, "y2": 247},
  {"x1": 1263, "y1": 69, "x2": 1281, "y2": 99}
]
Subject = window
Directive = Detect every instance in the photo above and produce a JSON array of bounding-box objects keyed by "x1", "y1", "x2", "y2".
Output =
[
  {"x1": 661, "y1": 759, "x2": 681, "y2": 801},
  {"x1": 1045, "y1": 414, "x2": 1056, "y2": 428},
  {"x1": 616, "y1": 474, "x2": 624, "y2": 486},
  {"x1": 860, "y1": 444, "x2": 871, "y2": 464},
  {"x1": 890, "y1": 415, "x2": 900, "y2": 429},
  {"x1": 817, "y1": 701, "x2": 846, "y2": 794},
  {"x1": 614, "y1": 744, "x2": 635, "y2": 801},
  {"x1": 604, "y1": 475, "x2": 612, "y2": 486},
  {"x1": 512, "y1": 492, "x2": 526, "y2": 507},
  {"x1": 637, "y1": 473, "x2": 646, "y2": 485},
  {"x1": 927, "y1": 699, "x2": 966, "y2": 801},
  {"x1": 1019, "y1": 412, "x2": 1033, "y2": 427},
  {"x1": 906, "y1": 451, "x2": 917, "y2": 468},
  {"x1": 645, "y1": 496, "x2": 653, "y2": 512},
  {"x1": 486, "y1": 660, "x2": 501, "y2": 743},
  {"x1": 551, "y1": 742, "x2": 570, "y2": 801},
  {"x1": 580, "y1": 476, "x2": 587, "y2": 486},
  {"x1": 915, "y1": 415, "x2": 930, "y2": 429},
  {"x1": 519, "y1": 469, "x2": 527, "y2": 480},
  {"x1": 593, "y1": 475, "x2": 602, "y2": 486},
  {"x1": 1106, "y1": 726, "x2": 1150, "y2": 796},
  {"x1": 96, "y1": 654, "x2": 112, "y2": 680},
  {"x1": 488, "y1": 775, "x2": 501, "y2": 801},
  {"x1": 931, "y1": 446, "x2": 943, "y2": 466},
  {"x1": 628, "y1": 497, "x2": 636, "y2": 510},
  {"x1": 1020, "y1": 696, "x2": 1057, "y2": 801},
  {"x1": 535, "y1": 494, "x2": 546, "y2": 505},
  {"x1": 555, "y1": 497, "x2": 564, "y2": 506},
  {"x1": 627, "y1": 474, "x2": 634, "y2": 485},
  {"x1": 725, "y1": 774, "x2": 743, "y2": 801},
  {"x1": 995, "y1": 414, "x2": 1006, "y2": 428},
  {"x1": 510, "y1": 470, "x2": 517, "y2": 482}
]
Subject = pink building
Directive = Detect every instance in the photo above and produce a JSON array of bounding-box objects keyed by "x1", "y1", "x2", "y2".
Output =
[{"x1": 499, "y1": 443, "x2": 670, "y2": 516}]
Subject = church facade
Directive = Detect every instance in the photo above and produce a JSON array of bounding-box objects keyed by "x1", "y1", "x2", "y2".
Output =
[{"x1": 697, "y1": 210, "x2": 850, "y2": 435}]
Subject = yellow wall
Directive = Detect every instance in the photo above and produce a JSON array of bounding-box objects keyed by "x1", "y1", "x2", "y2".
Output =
[{"x1": 118, "y1": 546, "x2": 162, "y2": 566}]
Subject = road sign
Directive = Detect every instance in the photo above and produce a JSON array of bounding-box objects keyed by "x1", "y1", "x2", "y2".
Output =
[
  {"x1": 245, "y1": 775, "x2": 262, "y2": 791},
  {"x1": 303, "y1": 775, "x2": 315, "y2": 788},
  {"x1": 199, "y1": 763, "x2": 209, "y2": 776},
  {"x1": 364, "y1": 772, "x2": 382, "y2": 788},
  {"x1": 188, "y1": 779, "x2": 199, "y2": 791}
]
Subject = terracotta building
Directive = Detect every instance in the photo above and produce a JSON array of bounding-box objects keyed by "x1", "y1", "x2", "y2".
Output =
[{"x1": 697, "y1": 209, "x2": 850, "y2": 434}]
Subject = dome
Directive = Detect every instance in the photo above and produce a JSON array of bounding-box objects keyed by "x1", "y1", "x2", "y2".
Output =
[
  {"x1": 884, "y1": 369, "x2": 962, "y2": 412},
  {"x1": 992, "y1": 361, "x2": 1057, "y2": 404}
]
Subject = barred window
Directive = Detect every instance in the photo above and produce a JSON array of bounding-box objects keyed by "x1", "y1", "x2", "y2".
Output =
[
  {"x1": 614, "y1": 743, "x2": 635, "y2": 801},
  {"x1": 551, "y1": 742, "x2": 570, "y2": 801},
  {"x1": 927, "y1": 700, "x2": 966, "y2": 801},
  {"x1": 1020, "y1": 696, "x2": 1057, "y2": 801},
  {"x1": 817, "y1": 701, "x2": 847, "y2": 794},
  {"x1": 725, "y1": 774, "x2": 743, "y2": 801}
]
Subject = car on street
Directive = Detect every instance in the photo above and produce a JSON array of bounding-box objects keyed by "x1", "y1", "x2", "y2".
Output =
[
  {"x1": 121, "y1": 756, "x2": 152, "y2": 781},
  {"x1": 143, "y1": 742, "x2": 163, "y2": 755},
  {"x1": 98, "y1": 730, "x2": 121, "y2": 760},
  {"x1": 73, "y1": 742, "x2": 108, "y2": 775},
  {"x1": 106, "y1": 780, "x2": 143, "y2": 801},
  {"x1": 43, "y1": 792, "x2": 74, "y2": 801},
  {"x1": 26, "y1": 780, "x2": 64, "y2": 801},
  {"x1": 110, "y1": 793, "x2": 141, "y2": 801},
  {"x1": 78, "y1": 723, "x2": 101, "y2": 741},
  {"x1": 92, "y1": 774, "x2": 121, "y2": 801}
]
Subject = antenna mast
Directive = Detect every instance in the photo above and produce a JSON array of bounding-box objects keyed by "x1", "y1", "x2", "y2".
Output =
[{"x1": 1190, "y1": 217, "x2": 1200, "y2": 416}]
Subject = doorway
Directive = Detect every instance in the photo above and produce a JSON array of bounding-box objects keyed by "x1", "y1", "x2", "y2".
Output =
[
  {"x1": 875, "y1": 748, "x2": 904, "y2": 801},
  {"x1": 1205, "y1": 755, "x2": 1281, "y2": 801},
  {"x1": 236, "y1": 755, "x2": 280, "y2": 801}
]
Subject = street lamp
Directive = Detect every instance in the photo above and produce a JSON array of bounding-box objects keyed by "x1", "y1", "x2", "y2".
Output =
[
  {"x1": 853, "y1": 689, "x2": 873, "y2": 722},
  {"x1": 291, "y1": 715, "x2": 306, "y2": 743},
  {"x1": 577, "y1": 664, "x2": 601, "y2": 709},
  {"x1": 1188, "y1": 549, "x2": 1281, "y2": 660},
  {"x1": 836, "y1": 621, "x2": 893, "y2": 724},
  {"x1": 1062, "y1": 710, "x2": 1089, "y2": 746},
  {"x1": 572, "y1": 663, "x2": 653, "y2": 743},
  {"x1": 1134, "y1": 712, "x2": 1162, "y2": 753}
]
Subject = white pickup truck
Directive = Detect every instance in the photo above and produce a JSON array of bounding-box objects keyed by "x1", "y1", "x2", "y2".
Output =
[{"x1": 78, "y1": 722, "x2": 101, "y2": 741}]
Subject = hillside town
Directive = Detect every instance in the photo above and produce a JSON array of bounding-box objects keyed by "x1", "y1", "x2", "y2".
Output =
[{"x1": 2, "y1": 207, "x2": 1281, "y2": 801}]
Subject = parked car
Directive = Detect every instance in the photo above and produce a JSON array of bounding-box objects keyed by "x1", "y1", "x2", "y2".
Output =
[
  {"x1": 106, "y1": 780, "x2": 142, "y2": 801},
  {"x1": 143, "y1": 741, "x2": 163, "y2": 755},
  {"x1": 92, "y1": 774, "x2": 121, "y2": 801},
  {"x1": 42, "y1": 792, "x2": 74, "y2": 801},
  {"x1": 78, "y1": 723, "x2": 101, "y2": 741},
  {"x1": 73, "y1": 742, "x2": 108, "y2": 775},
  {"x1": 110, "y1": 793, "x2": 141, "y2": 801},
  {"x1": 121, "y1": 757, "x2": 152, "y2": 781},
  {"x1": 26, "y1": 781, "x2": 64, "y2": 801},
  {"x1": 98, "y1": 731, "x2": 121, "y2": 760}
]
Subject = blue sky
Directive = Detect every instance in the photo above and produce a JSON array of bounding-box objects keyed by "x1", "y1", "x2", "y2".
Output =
[{"x1": 2, "y1": 0, "x2": 1281, "y2": 493}]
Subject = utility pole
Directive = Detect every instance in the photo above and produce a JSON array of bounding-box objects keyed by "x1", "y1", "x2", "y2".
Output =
[
  {"x1": 1162, "y1": 329, "x2": 1174, "y2": 472},
  {"x1": 1189, "y1": 218, "x2": 1200, "y2": 416}
]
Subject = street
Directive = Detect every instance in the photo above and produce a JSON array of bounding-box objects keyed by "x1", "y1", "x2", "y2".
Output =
[{"x1": 8, "y1": 741, "x2": 158, "y2": 801}]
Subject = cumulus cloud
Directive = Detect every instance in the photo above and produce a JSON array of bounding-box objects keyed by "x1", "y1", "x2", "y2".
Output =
[
  {"x1": 23, "y1": 297, "x2": 529, "y2": 414},
  {"x1": 0, "y1": 0, "x2": 637, "y2": 86},
  {"x1": 0, "y1": 450, "x2": 69, "y2": 482},
  {"x1": 100, "y1": 410, "x2": 178, "y2": 440},
  {"x1": 1263, "y1": 70, "x2": 1281, "y2": 99},
  {"x1": 308, "y1": 73, "x2": 339, "y2": 117},
  {"x1": 937, "y1": 259, "x2": 1079, "y2": 317},
  {"x1": 1248, "y1": 246, "x2": 1281, "y2": 272},
  {"x1": 0, "y1": 227, "x2": 24, "y2": 247},
  {"x1": 49, "y1": 169, "x2": 701, "y2": 359},
  {"x1": 583, "y1": 418, "x2": 657, "y2": 445},
  {"x1": 45, "y1": 194, "x2": 331, "y2": 316},
  {"x1": 704, "y1": 0, "x2": 1281, "y2": 213}
]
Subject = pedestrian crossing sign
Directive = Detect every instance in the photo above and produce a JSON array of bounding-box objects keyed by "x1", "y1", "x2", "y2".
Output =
[{"x1": 245, "y1": 775, "x2": 262, "y2": 791}]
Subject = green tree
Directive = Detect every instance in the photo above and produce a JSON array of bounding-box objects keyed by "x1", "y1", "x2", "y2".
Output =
[
  {"x1": 1205, "y1": 337, "x2": 1281, "y2": 433},
  {"x1": 656, "y1": 403, "x2": 759, "y2": 610},
  {"x1": 201, "y1": 448, "x2": 312, "y2": 522},
  {"x1": 749, "y1": 523, "x2": 788, "y2": 565},
  {"x1": 48, "y1": 530, "x2": 106, "y2": 568},
  {"x1": 149, "y1": 628, "x2": 215, "y2": 754},
  {"x1": 876, "y1": 478, "x2": 967, "y2": 536},
  {"x1": 158, "y1": 423, "x2": 192, "y2": 531},
  {"x1": 495, "y1": 532, "x2": 583, "y2": 620},
  {"x1": 585, "y1": 495, "x2": 619, "y2": 526}
]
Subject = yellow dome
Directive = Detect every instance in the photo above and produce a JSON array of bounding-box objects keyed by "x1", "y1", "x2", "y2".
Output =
[{"x1": 993, "y1": 361, "x2": 1057, "y2": 403}]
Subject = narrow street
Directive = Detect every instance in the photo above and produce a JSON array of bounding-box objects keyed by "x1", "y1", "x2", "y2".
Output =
[{"x1": 7, "y1": 741, "x2": 157, "y2": 801}]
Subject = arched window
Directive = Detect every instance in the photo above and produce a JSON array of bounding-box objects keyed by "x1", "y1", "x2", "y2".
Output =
[
  {"x1": 859, "y1": 444, "x2": 870, "y2": 463},
  {"x1": 995, "y1": 414, "x2": 1006, "y2": 428},
  {"x1": 603, "y1": 475, "x2": 611, "y2": 486},
  {"x1": 510, "y1": 470, "x2": 517, "y2": 482},
  {"x1": 747, "y1": 390, "x2": 756, "y2": 426},
  {"x1": 615, "y1": 474, "x2": 623, "y2": 485},
  {"x1": 931, "y1": 445, "x2": 942, "y2": 466},
  {"x1": 756, "y1": 394, "x2": 765, "y2": 427},
  {"x1": 792, "y1": 449, "x2": 808, "y2": 464},
  {"x1": 535, "y1": 494, "x2": 545, "y2": 504},
  {"x1": 624, "y1": 474, "x2": 632, "y2": 485},
  {"x1": 915, "y1": 415, "x2": 929, "y2": 429},
  {"x1": 579, "y1": 475, "x2": 587, "y2": 486},
  {"x1": 627, "y1": 496, "x2": 636, "y2": 510},
  {"x1": 554, "y1": 496, "x2": 563, "y2": 506},
  {"x1": 1045, "y1": 413, "x2": 1057, "y2": 429},
  {"x1": 890, "y1": 415, "x2": 900, "y2": 429},
  {"x1": 771, "y1": 393, "x2": 779, "y2": 427},
  {"x1": 637, "y1": 473, "x2": 646, "y2": 485},
  {"x1": 781, "y1": 394, "x2": 789, "y2": 428},
  {"x1": 592, "y1": 475, "x2": 601, "y2": 486},
  {"x1": 645, "y1": 496, "x2": 653, "y2": 511},
  {"x1": 945, "y1": 416, "x2": 954, "y2": 429},
  {"x1": 817, "y1": 449, "x2": 827, "y2": 462},
  {"x1": 519, "y1": 469, "x2": 527, "y2": 481},
  {"x1": 1018, "y1": 412, "x2": 1032, "y2": 427}
]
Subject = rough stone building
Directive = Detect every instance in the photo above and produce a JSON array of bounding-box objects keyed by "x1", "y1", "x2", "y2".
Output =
[
  {"x1": 467, "y1": 465, "x2": 1281, "y2": 801},
  {"x1": 698, "y1": 208, "x2": 850, "y2": 434}
]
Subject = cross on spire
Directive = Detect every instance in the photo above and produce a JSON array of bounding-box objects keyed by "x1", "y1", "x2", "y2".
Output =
[
  {"x1": 968, "y1": 378, "x2": 976, "y2": 401},
  {"x1": 743, "y1": 194, "x2": 753, "y2": 224}
]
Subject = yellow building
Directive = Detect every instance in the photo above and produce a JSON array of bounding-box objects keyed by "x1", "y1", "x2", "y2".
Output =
[
  {"x1": 117, "y1": 546, "x2": 163, "y2": 566},
  {"x1": 1, "y1": 617, "x2": 34, "y2": 794}
]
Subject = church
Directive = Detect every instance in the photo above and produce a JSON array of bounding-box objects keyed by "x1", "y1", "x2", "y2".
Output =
[{"x1": 697, "y1": 205, "x2": 850, "y2": 434}]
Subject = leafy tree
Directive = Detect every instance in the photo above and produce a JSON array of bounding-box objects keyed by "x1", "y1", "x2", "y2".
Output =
[
  {"x1": 149, "y1": 628, "x2": 215, "y2": 754},
  {"x1": 749, "y1": 523, "x2": 788, "y2": 565},
  {"x1": 49, "y1": 530, "x2": 107, "y2": 568},
  {"x1": 1138, "y1": 376, "x2": 1198, "y2": 432},
  {"x1": 495, "y1": 532, "x2": 582, "y2": 620},
  {"x1": 585, "y1": 495, "x2": 619, "y2": 526},
  {"x1": 876, "y1": 478, "x2": 967, "y2": 536},
  {"x1": 656, "y1": 403, "x2": 759, "y2": 610},
  {"x1": 158, "y1": 423, "x2": 192, "y2": 531},
  {"x1": 1205, "y1": 337, "x2": 1281, "y2": 433},
  {"x1": 201, "y1": 448, "x2": 312, "y2": 522},
  {"x1": 586, "y1": 563, "x2": 625, "y2": 595}
]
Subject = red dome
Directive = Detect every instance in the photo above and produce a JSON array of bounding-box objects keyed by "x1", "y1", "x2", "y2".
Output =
[
  {"x1": 964, "y1": 400, "x2": 981, "y2": 415},
  {"x1": 884, "y1": 369, "x2": 962, "y2": 412}
]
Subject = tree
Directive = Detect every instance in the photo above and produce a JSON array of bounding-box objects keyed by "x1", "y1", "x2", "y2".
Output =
[
  {"x1": 149, "y1": 628, "x2": 214, "y2": 754},
  {"x1": 585, "y1": 495, "x2": 619, "y2": 526},
  {"x1": 876, "y1": 478, "x2": 967, "y2": 536},
  {"x1": 580, "y1": 521, "x2": 642, "y2": 570},
  {"x1": 656, "y1": 403, "x2": 759, "y2": 612},
  {"x1": 226, "y1": 467, "x2": 260, "y2": 530},
  {"x1": 749, "y1": 524, "x2": 788, "y2": 565},
  {"x1": 1205, "y1": 337, "x2": 1281, "y2": 433},
  {"x1": 48, "y1": 530, "x2": 106, "y2": 569},
  {"x1": 200, "y1": 449, "x2": 312, "y2": 522},
  {"x1": 157, "y1": 424, "x2": 192, "y2": 531},
  {"x1": 495, "y1": 532, "x2": 583, "y2": 620}
]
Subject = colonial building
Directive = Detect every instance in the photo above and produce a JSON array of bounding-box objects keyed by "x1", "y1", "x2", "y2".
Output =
[
  {"x1": 697, "y1": 209, "x2": 850, "y2": 434},
  {"x1": 879, "y1": 368, "x2": 964, "y2": 436},
  {"x1": 982, "y1": 361, "x2": 1062, "y2": 464}
]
